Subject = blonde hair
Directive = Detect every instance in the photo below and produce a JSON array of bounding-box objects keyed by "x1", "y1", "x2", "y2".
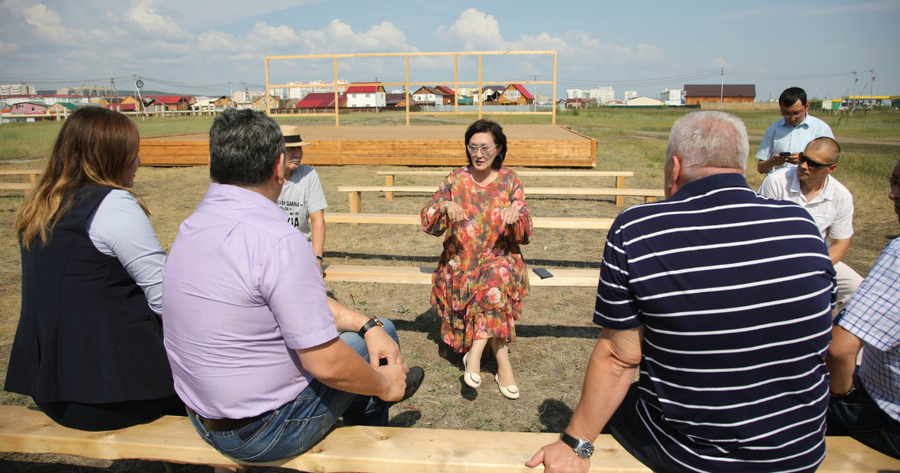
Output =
[{"x1": 15, "y1": 107, "x2": 146, "y2": 250}]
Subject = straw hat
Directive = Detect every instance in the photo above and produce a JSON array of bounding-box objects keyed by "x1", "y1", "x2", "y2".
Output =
[{"x1": 280, "y1": 125, "x2": 311, "y2": 147}]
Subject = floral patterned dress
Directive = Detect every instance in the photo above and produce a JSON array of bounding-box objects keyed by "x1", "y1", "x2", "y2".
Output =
[{"x1": 421, "y1": 167, "x2": 532, "y2": 353}]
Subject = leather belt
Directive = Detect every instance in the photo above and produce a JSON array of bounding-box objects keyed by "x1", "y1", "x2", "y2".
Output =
[{"x1": 187, "y1": 406, "x2": 269, "y2": 432}]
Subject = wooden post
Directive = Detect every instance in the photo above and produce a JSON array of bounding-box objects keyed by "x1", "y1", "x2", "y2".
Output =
[
  {"x1": 385, "y1": 175, "x2": 395, "y2": 201},
  {"x1": 478, "y1": 55, "x2": 483, "y2": 120},
  {"x1": 454, "y1": 54, "x2": 459, "y2": 114},
  {"x1": 349, "y1": 191, "x2": 362, "y2": 216},
  {"x1": 334, "y1": 57, "x2": 340, "y2": 127},
  {"x1": 552, "y1": 52, "x2": 557, "y2": 125},
  {"x1": 264, "y1": 58, "x2": 271, "y2": 116},
  {"x1": 645, "y1": 196, "x2": 658, "y2": 203},
  {"x1": 405, "y1": 55, "x2": 410, "y2": 127},
  {"x1": 615, "y1": 176, "x2": 625, "y2": 207}
]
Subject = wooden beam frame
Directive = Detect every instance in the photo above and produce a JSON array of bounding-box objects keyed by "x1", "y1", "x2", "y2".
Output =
[{"x1": 264, "y1": 51, "x2": 557, "y2": 126}]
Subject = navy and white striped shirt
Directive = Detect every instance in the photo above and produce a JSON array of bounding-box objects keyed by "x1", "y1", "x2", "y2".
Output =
[{"x1": 595, "y1": 173, "x2": 836, "y2": 473}]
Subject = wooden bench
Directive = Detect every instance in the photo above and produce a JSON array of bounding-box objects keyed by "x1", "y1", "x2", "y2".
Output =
[
  {"x1": 378, "y1": 170, "x2": 635, "y2": 206},
  {"x1": 0, "y1": 169, "x2": 40, "y2": 194},
  {"x1": 324, "y1": 264, "x2": 600, "y2": 287},
  {"x1": 336, "y1": 185, "x2": 664, "y2": 213},
  {"x1": 0, "y1": 169, "x2": 41, "y2": 183},
  {"x1": 325, "y1": 212, "x2": 614, "y2": 230},
  {"x1": 1, "y1": 406, "x2": 894, "y2": 473}
]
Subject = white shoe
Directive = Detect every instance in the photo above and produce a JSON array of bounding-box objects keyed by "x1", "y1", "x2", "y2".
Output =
[{"x1": 462, "y1": 352, "x2": 482, "y2": 388}]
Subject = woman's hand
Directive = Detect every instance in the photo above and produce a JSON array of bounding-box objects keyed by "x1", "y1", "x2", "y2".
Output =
[
  {"x1": 500, "y1": 206, "x2": 521, "y2": 225},
  {"x1": 442, "y1": 201, "x2": 467, "y2": 223}
]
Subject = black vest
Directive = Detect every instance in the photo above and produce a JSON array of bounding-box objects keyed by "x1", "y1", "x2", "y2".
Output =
[{"x1": 5, "y1": 186, "x2": 176, "y2": 403}]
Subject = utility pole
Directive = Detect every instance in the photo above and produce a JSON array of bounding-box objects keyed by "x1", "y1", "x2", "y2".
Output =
[{"x1": 719, "y1": 67, "x2": 724, "y2": 110}]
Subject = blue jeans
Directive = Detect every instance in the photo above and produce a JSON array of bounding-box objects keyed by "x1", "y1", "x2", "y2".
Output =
[
  {"x1": 827, "y1": 378, "x2": 900, "y2": 459},
  {"x1": 187, "y1": 319, "x2": 398, "y2": 463}
]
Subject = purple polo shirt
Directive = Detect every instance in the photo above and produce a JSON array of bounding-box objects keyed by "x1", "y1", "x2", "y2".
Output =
[{"x1": 163, "y1": 183, "x2": 337, "y2": 419}]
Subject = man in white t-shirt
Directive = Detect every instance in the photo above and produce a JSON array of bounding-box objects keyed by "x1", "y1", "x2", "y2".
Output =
[
  {"x1": 759, "y1": 136, "x2": 862, "y2": 311},
  {"x1": 277, "y1": 125, "x2": 327, "y2": 268}
]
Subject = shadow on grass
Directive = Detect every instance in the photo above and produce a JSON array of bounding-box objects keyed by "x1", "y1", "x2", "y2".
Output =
[
  {"x1": 392, "y1": 308, "x2": 601, "y2": 342},
  {"x1": 538, "y1": 399, "x2": 574, "y2": 433}
]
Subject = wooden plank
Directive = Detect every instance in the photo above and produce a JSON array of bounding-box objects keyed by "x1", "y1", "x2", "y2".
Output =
[
  {"x1": 323, "y1": 265, "x2": 600, "y2": 287},
  {"x1": 376, "y1": 171, "x2": 634, "y2": 177},
  {"x1": 0, "y1": 182, "x2": 34, "y2": 191},
  {"x1": 337, "y1": 185, "x2": 664, "y2": 197},
  {"x1": 0, "y1": 405, "x2": 895, "y2": 472},
  {"x1": 324, "y1": 213, "x2": 614, "y2": 230},
  {"x1": 0, "y1": 406, "x2": 649, "y2": 472}
]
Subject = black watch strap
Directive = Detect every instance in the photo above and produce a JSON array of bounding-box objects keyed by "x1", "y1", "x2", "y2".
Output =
[{"x1": 358, "y1": 316, "x2": 384, "y2": 338}]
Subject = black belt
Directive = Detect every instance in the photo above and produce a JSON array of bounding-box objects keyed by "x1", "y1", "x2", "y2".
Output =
[{"x1": 187, "y1": 406, "x2": 269, "y2": 432}]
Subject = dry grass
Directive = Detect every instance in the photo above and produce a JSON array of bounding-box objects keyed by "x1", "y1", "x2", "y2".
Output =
[{"x1": 1, "y1": 110, "x2": 898, "y2": 471}]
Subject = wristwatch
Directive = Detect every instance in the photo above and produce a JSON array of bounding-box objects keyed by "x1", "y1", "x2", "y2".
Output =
[
  {"x1": 358, "y1": 316, "x2": 384, "y2": 338},
  {"x1": 560, "y1": 432, "x2": 594, "y2": 459}
]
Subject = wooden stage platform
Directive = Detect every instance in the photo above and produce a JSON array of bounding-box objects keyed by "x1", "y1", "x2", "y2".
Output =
[{"x1": 139, "y1": 125, "x2": 597, "y2": 168}]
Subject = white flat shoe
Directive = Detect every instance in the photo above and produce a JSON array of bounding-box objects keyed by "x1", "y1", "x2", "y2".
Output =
[
  {"x1": 462, "y1": 352, "x2": 482, "y2": 388},
  {"x1": 495, "y1": 374, "x2": 519, "y2": 399}
]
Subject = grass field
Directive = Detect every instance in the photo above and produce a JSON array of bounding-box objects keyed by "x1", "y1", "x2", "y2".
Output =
[{"x1": 1, "y1": 108, "x2": 898, "y2": 472}]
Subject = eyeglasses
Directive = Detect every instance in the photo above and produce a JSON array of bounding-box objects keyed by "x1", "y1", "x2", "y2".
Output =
[
  {"x1": 798, "y1": 152, "x2": 831, "y2": 169},
  {"x1": 467, "y1": 144, "x2": 499, "y2": 155},
  {"x1": 781, "y1": 110, "x2": 806, "y2": 118}
]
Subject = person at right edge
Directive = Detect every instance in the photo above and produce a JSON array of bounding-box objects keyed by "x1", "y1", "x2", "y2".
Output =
[
  {"x1": 527, "y1": 111, "x2": 835, "y2": 473},
  {"x1": 826, "y1": 156, "x2": 900, "y2": 459}
]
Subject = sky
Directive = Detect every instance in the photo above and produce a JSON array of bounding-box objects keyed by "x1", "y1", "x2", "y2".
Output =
[{"x1": 2, "y1": 0, "x2": 899, "y2": 102}]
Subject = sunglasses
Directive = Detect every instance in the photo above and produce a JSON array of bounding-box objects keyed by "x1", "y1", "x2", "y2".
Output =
[{"x1": 798, "y1": 153, "x2": 831, "y2": 169}]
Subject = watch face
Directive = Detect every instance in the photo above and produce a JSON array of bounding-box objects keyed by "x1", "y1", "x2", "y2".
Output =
[{"x1": 575, "y1": 441, "x2": 594, "y2": 459}]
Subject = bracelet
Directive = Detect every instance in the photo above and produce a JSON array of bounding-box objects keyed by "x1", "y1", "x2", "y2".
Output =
[
  {"x1": 358, "y1": 316, "x2": 384, "y2": 338},
  {"x1": 830, "y1": 380, "x2": 857, "y2": 398},
  {"x1": 316, "y1": 255, "x2": 324, "y2": 262}
]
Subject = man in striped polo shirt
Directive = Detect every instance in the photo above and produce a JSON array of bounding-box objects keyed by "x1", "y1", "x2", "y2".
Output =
[{"x1": 529, "y1": 111, "x2": 835, "y2": 473}]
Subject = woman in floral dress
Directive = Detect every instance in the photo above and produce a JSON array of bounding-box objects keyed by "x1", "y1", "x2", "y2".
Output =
[{"x1": 421, "y1": 119, "x2": 532, "y2": 399}]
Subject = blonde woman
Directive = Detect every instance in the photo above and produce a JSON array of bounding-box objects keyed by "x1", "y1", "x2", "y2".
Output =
[{"x1": 4, "y1": 107, "x2": 181, "y2": 431}]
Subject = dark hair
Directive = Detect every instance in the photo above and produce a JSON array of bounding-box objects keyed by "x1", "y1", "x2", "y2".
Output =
[
  {"x1": 209, "y1": 108, "x2": 285, "y2": 187},
  {"x1": 779, "y1": 87, "x2": 808, "y2": 108},
  {"x1": 464, "y1": 119, "x2": 508, "y2": 170}
]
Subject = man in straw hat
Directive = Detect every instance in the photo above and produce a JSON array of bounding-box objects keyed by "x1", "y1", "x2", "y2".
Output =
[{"x1": 278, "y1": 125, "x2": 327, "y2": 267}]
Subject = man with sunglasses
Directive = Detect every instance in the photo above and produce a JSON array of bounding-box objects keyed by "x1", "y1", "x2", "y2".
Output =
[
  {"x1": 759, "y1": 137, "x2": 862, "y2": 312},
  {"x1": 756, "y1": 87, "x2": 834, "y2": 175}
]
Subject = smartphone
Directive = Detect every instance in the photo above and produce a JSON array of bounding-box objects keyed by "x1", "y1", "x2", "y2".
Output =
[
  {"x1": 779, "y1": 152, "x2": 791, "y2": 158},
  {"x1": 533, "y1": 268, "x2": 554, "y2": 279}
]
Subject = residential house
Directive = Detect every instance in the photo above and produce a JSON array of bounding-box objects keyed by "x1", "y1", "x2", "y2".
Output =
[
  {"x1": 435, "y1": 86, "x2": 455, "y2": 105},
  {"x1": 476, "y1": 85, "x2": 505, "y2": 105},
  {"x1": 250, "y1": 94, "x2": 281, "y2": 111},
  {"x1": 10, "y1": 102, "x2": 49, "y2": 114},
  {"x1": 683, "y1": 84, "x2": 756, "y2": 105},
  {"x1": 214, "y1": 96, "x2": 235, "y2": 108},
  {"x1": 150, "y1": 95, "x2": 194, "y2": 111},
  {"x1": 345, "y1": 83, "x2": 386, "y2": 108},
  {"x1": 625, "y1": 96, "x2": 663, "y2": 106},
  {"x1": 499, "y1": 84, "x2": 534, "y2": 106},
  {"x1": 385, "y1": 93, "x2": 417, "y2": 110},
  {"x1": 457, "y1": 95, "x2": 474, "y2": 105},
  {"x1": 296, "y1": 92, "x2": 346, "y2": 110},
  {"x1": 412, "y1": 86, "x2": 441, "y2": 106},
  {"x1": 47, "y1": 103, "x2": 80, "y2": 116},
  {"x1": 564, "y1": 98, "x2": 597, "y2": 109}
]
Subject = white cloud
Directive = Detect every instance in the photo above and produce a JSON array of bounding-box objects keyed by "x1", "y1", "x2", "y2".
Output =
[
  {"x1": 711, "y1": 57, "x2": 730, "y2": 68},
  {"x1": 250, "y1": 21, "x2": 301, "y2": 46},
  {"x1": 437, "y1": 9, "x2": 663, "y2": 66},
  {"x1": 0, "y1": 40, "x2": 18, "y2": 54},
  {"x1": 124, "y1": 0, "x2": 193, "y2": 40}
]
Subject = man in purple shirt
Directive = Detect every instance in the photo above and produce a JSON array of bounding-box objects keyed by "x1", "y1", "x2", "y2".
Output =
[{"x1": 163, "y1": 108, "x2": 423, "y2": 464}]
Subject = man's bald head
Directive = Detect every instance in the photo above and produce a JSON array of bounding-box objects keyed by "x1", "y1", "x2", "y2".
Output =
[{"x1": 804, "y1": 137, "x2": 841, "y2": 165}]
